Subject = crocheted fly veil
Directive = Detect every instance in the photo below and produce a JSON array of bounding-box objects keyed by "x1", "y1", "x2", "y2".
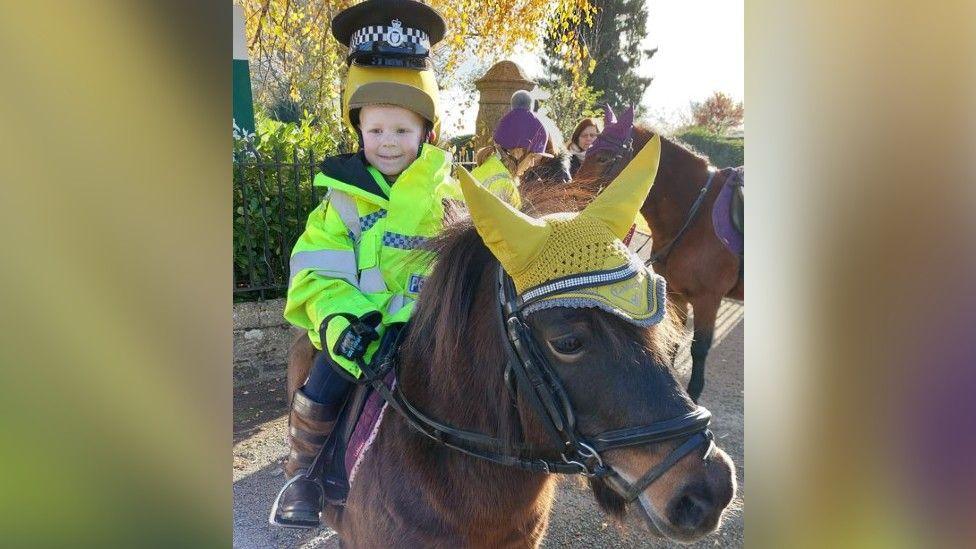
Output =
[{"x1": 457, "y1": 135, "x2": 667, "y2": 326}]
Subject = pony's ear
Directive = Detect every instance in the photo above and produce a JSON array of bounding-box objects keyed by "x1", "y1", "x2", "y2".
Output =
[
  {"x1": 620, "y1": 106, "x2": 635, "y2": 129},
  {"x1": 456, "y1": 166, "x2": 551, "y2": 275},
  {"x1": 582, "y1": 134, "x2": 661, "y2": 239},
  {"x1": 603, "y1": 104, "x2": 617, "y2": 125}
]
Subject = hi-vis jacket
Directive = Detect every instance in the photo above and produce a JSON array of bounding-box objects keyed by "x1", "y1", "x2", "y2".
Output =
[
  {"x1": 470, "y1": 153, "x2": 521, "y2": 209},
  {"x1": 284, "y1": 144, "x2": 459, "y2": 377}
]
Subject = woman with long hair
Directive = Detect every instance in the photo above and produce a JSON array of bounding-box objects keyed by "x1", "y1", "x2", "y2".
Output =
[{"x1": 566, "y1": 117, "x2": 601, "y2": 175}]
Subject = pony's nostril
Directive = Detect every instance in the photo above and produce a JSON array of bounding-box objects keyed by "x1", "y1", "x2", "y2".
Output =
[{"x1": 666, "y1": 485, "x2": 714, "y2": 532}]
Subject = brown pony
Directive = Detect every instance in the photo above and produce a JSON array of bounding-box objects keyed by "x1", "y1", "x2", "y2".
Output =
[
  {"x1": 545, "y1": 121, "x2": 743, "y2": 402},
  {"x1": 284, "y1": 187, "x2": 736, "y2": 547}
]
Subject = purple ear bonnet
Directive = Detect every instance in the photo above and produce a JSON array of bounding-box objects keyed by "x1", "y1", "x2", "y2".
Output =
[{"x1": 589, "y1": 105, "x2": 634, "y2": 155}]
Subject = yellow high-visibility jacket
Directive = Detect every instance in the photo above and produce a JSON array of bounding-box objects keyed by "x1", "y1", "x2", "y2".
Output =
[
  {"x1": 470, "y1": 153, "x2": 521, "y2": 209},
  {"x1": 284, "y1": 144, "x2": 458, "y2": 377}
]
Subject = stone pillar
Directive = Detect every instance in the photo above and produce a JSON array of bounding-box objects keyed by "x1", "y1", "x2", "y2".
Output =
[{"x1": 473, "y1": 61, "x2": 536, "y2": 150}]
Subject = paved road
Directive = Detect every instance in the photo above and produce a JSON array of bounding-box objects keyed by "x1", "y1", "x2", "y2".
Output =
[{"x1": 233, "y1": 300, "x2": 743, "y2": 548}]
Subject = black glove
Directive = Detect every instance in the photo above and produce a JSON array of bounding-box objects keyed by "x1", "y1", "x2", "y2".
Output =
[
  {"x1": 357, "y1": 322, "x2": 405, "y2": 382},
  {"x1": 326, "y1": 312, "x2": 382, "y2": 362}
]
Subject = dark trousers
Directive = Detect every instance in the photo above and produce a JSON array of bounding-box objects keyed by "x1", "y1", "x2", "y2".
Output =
[{"x1": 300, "y1": 351, "x2": 354, "y2": 412}]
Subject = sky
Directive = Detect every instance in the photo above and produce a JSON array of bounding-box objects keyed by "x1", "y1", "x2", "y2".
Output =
[{"x1": 440, "y1": 0, "x2": 743, "y2": 135}]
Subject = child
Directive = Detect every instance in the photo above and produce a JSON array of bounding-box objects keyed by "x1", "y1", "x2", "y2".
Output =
[
  {"x1": 472, "y1": 90, "x2": 552, "y2": 207},
  {"x1": 272, "y1": 0, "x2": 453, "y2": 528}
]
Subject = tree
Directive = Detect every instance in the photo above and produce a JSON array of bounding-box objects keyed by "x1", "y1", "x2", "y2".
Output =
[
  {"x1": 690, "y1": 92, "x2": 744, "y2": 134},
  {"x1": 539, "y1": 81, "x2": 604, "y2": 140},
  {"x1": 540, "y1": 0, "x2": 655, "y2": 112},
  {"x1": 239, "y1": 0, "x2": 594, "y2": 125}
]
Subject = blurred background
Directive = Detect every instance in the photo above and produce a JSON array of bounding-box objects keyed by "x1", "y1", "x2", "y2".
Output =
[{"x1": 0, "y1": 0, "x2": 973, "y2": 547}]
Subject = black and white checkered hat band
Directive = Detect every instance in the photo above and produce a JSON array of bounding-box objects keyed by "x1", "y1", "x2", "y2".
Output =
[{"x1": 350, "y1": 25, "x2": 431, "y2": 50}]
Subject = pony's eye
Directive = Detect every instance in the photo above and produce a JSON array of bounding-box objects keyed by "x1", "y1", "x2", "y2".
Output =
[{"x1": 549, "y1": 335, "x2": 583, "y2": 356}]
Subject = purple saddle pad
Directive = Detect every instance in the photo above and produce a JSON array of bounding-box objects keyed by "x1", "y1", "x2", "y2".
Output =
[
  {"x1": 344, "y1": 370, "x2": 396, "y2": 485},
  {"x1": 711, "y1": 168, "x2": 744, "y2": 256}
]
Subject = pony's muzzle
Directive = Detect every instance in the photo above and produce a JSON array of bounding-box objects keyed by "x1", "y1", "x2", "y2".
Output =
[
  {"x1": 656, "y1": 445, "x2": 736, "y2": 541},
  {"x1": 609, "y1": 441, "x2": 735, "y2": 542}
]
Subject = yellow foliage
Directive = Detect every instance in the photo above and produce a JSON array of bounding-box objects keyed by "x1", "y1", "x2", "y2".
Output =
[{"x1": 238, "y1": 0, "x2": 593, "y2": 117}]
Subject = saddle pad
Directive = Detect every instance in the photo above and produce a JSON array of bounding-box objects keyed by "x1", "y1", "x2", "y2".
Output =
[
  {"x1": 711, "y1": 169, "x2": 744, "y2": 256},
  {"x1": 345, "y1": 370, "x2": 396, "y2": 486}
]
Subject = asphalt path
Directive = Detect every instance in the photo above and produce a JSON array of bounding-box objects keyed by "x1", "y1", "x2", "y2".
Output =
[{"x1": 233, "y1": 300, "x2": 743, "y2": 548}]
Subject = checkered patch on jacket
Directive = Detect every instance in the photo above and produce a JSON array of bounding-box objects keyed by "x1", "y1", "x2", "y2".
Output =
[
  {"x1": 382, "y1": 232, "x2": 427, "y2": 250},
  {"x1": 359, "y1": 210, "x2": 387, "y2": 233}
]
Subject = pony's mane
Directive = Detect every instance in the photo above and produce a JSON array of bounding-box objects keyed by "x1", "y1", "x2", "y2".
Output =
[
  {"x1": 633, "y1": 123, "x2": 710, "y2": 167},
  {"x1": 401, "y1": 184, "x2": 593, "y2": 373}
]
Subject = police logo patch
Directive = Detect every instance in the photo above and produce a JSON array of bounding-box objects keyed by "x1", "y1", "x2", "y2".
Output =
[
  {"x1": 408, "y1": 273, "x2": 425, "y2": 294},
  {"x1": 386, "y1": 19, "x2": 405, "y2": 47}
]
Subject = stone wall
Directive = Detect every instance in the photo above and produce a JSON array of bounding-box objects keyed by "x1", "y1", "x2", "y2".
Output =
[{"x1": 233, "y1": 298, "x2": 300, "y2": 387}]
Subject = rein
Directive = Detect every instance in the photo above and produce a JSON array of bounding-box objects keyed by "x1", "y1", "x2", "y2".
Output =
[
  {"x1": 641, "y1": 168, "x2": 722, "y2": 266},
  {"x1": 353, "y1": 264, "x2": 714, "y2": 502},
  {"x1": 602, "y1": 133, "x2": 726, "y2": 267}
]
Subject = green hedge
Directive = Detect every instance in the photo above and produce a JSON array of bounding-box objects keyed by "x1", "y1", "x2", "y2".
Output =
[
  {"x1": 673, "y1": 126, "x2": 744, "y2": 168},
  {"x1": 233, "y1": 111, "x2": 344, "y2": 301}
]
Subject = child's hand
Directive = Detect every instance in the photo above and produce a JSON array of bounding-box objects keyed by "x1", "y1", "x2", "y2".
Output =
[{"x1": 331, "y1": 313, "x2": 381, "y2": 361}]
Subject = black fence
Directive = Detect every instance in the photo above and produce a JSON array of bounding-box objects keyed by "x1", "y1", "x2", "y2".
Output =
[{"x1": 234, "y1": 145, "x2": 478, "y2": 301}]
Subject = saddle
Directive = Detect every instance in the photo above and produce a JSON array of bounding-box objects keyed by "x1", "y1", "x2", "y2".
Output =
[
  {"x1": 313, "y1": 328, "x2": 402, "y2": 506},
  {"x1": 313, "y1": 382, "x2": 368, "y2": 505},
  {"x1": 731, "y1": 178, "x2": 744, "y2": 235},
  {"x1": 711, "y1": 167, "x2": 744, "y2": 256}
]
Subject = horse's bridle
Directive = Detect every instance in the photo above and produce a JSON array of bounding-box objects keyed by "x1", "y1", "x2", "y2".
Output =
[
  {"x1": 595, "y1": 132, "x2": 724, "y2": 268},
  {"x1": 358, "y1": 264, "x2": 714, "y2": 502}
]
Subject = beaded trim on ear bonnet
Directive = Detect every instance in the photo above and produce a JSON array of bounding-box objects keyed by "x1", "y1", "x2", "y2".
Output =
[{"x1": 457, "y1": 135, "x2": 667, "y2": 326}]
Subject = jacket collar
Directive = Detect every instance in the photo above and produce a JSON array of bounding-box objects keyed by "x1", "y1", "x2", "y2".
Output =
[
  {"x1": 314, "y1": 145, "x2": 452, "y2": 207},
  {"x1": 318, "y1": 151, "x2": 388, "y2": 203}
]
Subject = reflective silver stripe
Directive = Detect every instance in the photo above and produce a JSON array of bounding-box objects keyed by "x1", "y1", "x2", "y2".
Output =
[
  {"x1": 521, "y1": 261, "x2": 641, "y2": 302},
  {"x1": 358, "y1": 267, "x2": 387, "y2": 293},
  {"x1": 387, "y1": 294, "x2": 413, "y2": 315},
  {"x1": 330, "y1": 190, "x2": 361, "y2": 241},
  {"x1": 289, "y1": 250, "x2": 358, "y2": 287},
  {"x1": 481, "y1": 172, "x2": 509, "y2": 189}
]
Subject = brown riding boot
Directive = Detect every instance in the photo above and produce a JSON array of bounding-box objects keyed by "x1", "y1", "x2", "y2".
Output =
[
  {"x1": 271, "y1": 390, "x2": 338, "y2": 528},
  {"x1": 285, "y1": 390, "x2": 338, "y2": 477}
]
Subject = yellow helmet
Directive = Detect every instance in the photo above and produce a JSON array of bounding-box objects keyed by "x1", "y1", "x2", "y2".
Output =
[
  {"x1": 332, "y1": 0, "x2": 446, "y2": 136},
  {"x1": 342, "y1": 64, "x2": 441, "y2": 135}
]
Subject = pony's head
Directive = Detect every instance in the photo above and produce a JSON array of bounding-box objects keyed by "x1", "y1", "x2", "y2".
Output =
[
  {"x1": 438, "y1": 136, "x2": 736, "y2": 542},
  {"x1": 574, "y1": 104, "x2": 636, "y2": 184}
]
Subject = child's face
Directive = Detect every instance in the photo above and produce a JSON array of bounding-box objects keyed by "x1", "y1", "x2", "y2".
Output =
[{"x1": 360, "y1": 105, "x2": 426, "y2": 178}]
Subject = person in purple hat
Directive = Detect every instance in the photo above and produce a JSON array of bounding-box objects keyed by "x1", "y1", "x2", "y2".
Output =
[
  {"x1": 471, "y1": 90, "x2": 553, "y2": 207},
  {"x1": 493, "y1": 90, "x2": 549, "y2": 154}
]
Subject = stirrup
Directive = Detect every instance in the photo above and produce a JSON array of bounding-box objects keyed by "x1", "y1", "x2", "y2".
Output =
[{"x1": 268, "y1": 474, "x2": 324, "y2": 529}]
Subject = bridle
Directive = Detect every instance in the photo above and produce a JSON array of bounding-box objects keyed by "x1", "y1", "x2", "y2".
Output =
[
  {"x1": 356, "y1": 264, "x2": 714, "y2": 502},
  {"x1": 587, "y1": 132, "x2": 635, "y2": 170},
  {"x1": 593, "y1": 132, "x2": 724, "y2": 268}
]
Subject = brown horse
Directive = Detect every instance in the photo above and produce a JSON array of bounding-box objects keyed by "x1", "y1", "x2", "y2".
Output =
[
  {"x1": 546, "y1": 121, "x2": 743, "y2": 403},
  {"x1": 284, "y1": 187, "x2": 736, "y2": 547}
]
